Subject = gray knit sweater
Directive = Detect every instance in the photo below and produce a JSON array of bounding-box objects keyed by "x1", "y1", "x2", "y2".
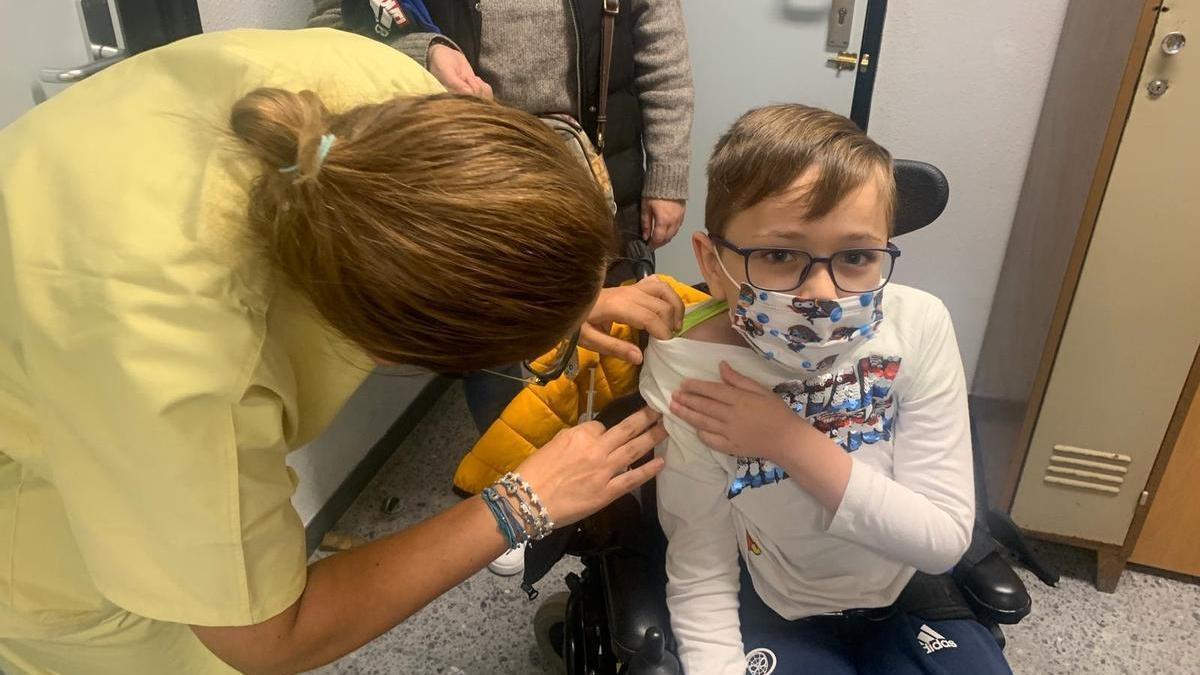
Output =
[{"x1": 308, "y1": 0, "x2": 693, "y2": 200}]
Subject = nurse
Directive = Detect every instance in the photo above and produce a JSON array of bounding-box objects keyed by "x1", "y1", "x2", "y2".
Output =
[{"x1": 0, "y1": 28, "x2": 676, "y2": 674}]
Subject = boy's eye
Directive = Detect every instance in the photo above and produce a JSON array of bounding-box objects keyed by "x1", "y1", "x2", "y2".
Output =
[
  {"x1": 838, "y1": 250, "x2": 880, "y2": 267},
  {"x1": 750, "y1": 249, "x2": 805, "y2": 265}
]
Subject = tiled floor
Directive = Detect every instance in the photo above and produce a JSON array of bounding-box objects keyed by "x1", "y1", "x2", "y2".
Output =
[{"x1": 309, "y1": 384, "x2": 1200, "y2": 674}]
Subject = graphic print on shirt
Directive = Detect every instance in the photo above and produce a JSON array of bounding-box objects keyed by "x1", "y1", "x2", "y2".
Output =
[
  {"x1": 369, "y1": 0, "x2": 409, "y2": 36},
  {"x1": 724, "y1": 355, "x2": 902, "y2": 498},
  {"x1": 776, "y1": 354, "x2": 902, "y2": 453},
  {"x1": 728, "y1": 456, "x2": 789, "y2": 498},
  {"x1": 746, "y1": 531, "x2": 763, "y2": 556}
]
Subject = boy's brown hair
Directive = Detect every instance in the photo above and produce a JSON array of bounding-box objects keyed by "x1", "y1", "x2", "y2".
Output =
[
  {"x1": 705, "y1": 104, "x2": 896, "y2": 236},
  {"x1": 231, "y1": 89, "x2": 614, "y2": 372}
]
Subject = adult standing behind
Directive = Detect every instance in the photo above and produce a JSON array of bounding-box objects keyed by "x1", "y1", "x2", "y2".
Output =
[
  {"x1": 309, "y1": 0, "x2": 695, "y2": 253},
  {"x1": 312, "y1": 0, "x2": 695, "y2": 444},
  {"x1": 0, "y1": 28, "x2": 674, "y2": 674}
]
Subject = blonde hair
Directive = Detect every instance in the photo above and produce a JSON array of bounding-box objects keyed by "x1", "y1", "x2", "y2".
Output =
[
  {"x1": 230, "y1": 89, "x2": 615, "y2": 372},
  {"x1": 705, "y1": 104, "x2": 896, "y2": 236}
]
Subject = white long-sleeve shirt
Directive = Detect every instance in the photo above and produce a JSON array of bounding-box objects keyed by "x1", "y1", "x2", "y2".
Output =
[{"x1": 639, "y1": 284, "x2": 975, "y2": 675}]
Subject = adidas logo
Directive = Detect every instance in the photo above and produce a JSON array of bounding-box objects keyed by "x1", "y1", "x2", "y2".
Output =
[{"x1": 916, "y1": 624, "x2": 958, "y2": 654}]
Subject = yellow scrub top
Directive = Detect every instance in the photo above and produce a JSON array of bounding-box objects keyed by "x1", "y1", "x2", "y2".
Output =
[{"x1": 0, "y1": 28, "x2": 442, "y2": 673}]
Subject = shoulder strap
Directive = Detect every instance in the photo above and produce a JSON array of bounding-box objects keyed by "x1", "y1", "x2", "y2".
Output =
[{"x1": 596, "y1": 0, "x2": 619, "y2": 151}]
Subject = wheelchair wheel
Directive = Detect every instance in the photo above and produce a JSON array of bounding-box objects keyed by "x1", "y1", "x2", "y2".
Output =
[{"x1": 534, "y1": 592, "x2": 569, "y2": 674}]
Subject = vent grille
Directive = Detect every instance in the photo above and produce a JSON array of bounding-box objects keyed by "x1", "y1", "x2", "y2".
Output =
[{"x1": 1042, "y1": 444, "x2": 1132, "y2": 495}]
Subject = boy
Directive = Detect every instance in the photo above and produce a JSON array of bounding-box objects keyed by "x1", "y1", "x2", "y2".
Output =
[{"x1": 639, "y1": 105, "x2": 1011, "y2": 674}]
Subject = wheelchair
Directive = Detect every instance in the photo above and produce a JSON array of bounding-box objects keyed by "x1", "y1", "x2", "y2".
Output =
[{"x1": 521, "y1": 161, "x2": 1059, "y2": 675}]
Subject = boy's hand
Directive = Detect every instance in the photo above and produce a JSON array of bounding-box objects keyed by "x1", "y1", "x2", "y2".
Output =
[
  {"x1": 580, "y1": 276, "x2": 685, "y2": 365},
  {"x1": 669, "y1": 361, "x2": 808, "y2": 464},
  {"x1": 641, "y1": 198, "x2": 686, "y2": 250},
  {"x1": 428, "y1": 44, "x2": 493, "y2": 99},
  {"x1": 670, "y1": 361, "x2": 852, "y2": 511}
]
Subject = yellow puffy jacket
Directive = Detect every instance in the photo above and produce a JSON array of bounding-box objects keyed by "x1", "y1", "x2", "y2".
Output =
[{"x1": 453, "y1": 276, "x2": 710, "y2": 494}]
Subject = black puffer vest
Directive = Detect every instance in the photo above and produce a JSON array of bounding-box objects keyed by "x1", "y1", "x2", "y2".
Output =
[{"x1": 421, "y1": 1, "x2": 645, "y2": 243}]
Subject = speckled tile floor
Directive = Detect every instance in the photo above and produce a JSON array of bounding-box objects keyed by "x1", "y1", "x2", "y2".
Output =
[{"x1": 308, "y1": 384, "x2": 1200, "y2": 675}]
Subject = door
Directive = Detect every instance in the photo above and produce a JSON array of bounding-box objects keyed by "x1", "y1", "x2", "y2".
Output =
[
  {"x1": 0, "y1": 0, "x2": 202, "y2": 129},
  {"x1": 1011, "y1": 1, "x2": 1198, "y2": 546},
  {"x1": 658, "y1": 0, "x2": 886, "y2": 279},
  {"x1": 1130, "y1": 350, "x2": 1200, "y2": 576}
]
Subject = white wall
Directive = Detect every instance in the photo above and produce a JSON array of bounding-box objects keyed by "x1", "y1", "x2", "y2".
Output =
[
  {"x1": 0, "y1": 0, "x2": 89, "y2": 129},
  {"x1": 287, "y1": 372, "x2": 435, "y2": 524},
  {"x1": 0, "y1": 1, "x2": 312, "y2": 130},
  {"x1": 663, "y1": 1, "x2": 1068, "y2": 387},
  {"x1": 866, "y1": 1, "x2": 1069, "y2": 384},
  {"x1": 197, "y1": 0, "x2": 312, "y2": 31}
]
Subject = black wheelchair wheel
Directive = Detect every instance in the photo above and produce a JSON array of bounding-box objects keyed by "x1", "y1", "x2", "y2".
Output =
[
  {"x1": 563, "y1": 566, "x2": 619, "y2": 675},
  {"x1": 534, "y1": 592, "x2": 569, "y2": 674}
]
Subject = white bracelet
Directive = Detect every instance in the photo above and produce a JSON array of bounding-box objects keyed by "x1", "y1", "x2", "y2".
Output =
[{"x1": 499, "y1": 472, "x2": 555, "y2": 540}]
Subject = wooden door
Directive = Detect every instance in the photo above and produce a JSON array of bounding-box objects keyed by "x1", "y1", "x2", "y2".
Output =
[{"x1": 1131, "y1": 350, "x2": 1200, "y2": 576}]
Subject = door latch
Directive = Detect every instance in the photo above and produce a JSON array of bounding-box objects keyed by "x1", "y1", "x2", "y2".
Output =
[{"x1": 827, "y1": 52, "x2": 870, "y2": 72}]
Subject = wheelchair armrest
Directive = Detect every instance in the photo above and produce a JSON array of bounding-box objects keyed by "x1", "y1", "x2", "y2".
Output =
[{"x1": 599, "y1": 549, "x2": 674, "y2": 664}]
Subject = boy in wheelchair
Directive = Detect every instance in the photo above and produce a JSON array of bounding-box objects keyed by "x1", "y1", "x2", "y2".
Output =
[{"x1": 637, "y1": 105, "x2": 1012, "y2": 674}]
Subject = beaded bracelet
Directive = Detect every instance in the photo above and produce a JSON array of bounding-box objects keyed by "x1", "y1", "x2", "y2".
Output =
[
  {"x1": 498, "y1": 472, "x2": 555, "y2": 540},
  {"x1": 496, "y1": 470, "x2": 552, "y2": 538},
  {"x1": 481, "y1": 487, "x2": 527, "y2": 549}
]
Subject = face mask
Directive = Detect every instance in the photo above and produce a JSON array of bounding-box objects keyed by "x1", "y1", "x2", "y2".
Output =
[{"x1": 717, "y1": 259, "x2": 884, "y2": 374}]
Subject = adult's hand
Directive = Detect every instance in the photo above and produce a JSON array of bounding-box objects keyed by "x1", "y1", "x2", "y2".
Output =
[
  {"x1": 517, "y1": 407, "x2": 667, "y2": 526},
  {"x1": 580, "y1": 275, "x2": 685, "y2": 364},
  {"x1": 641, "y1": 198, "x2": 686, "y2": 250},
  {"x1": 428, "y1": 43, "x2": 493, "y2": 98}
]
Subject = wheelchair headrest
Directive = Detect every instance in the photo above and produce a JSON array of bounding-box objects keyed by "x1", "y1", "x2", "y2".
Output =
[{"x1": 893, "y1": 159, "x2": 949, "y2": 237}]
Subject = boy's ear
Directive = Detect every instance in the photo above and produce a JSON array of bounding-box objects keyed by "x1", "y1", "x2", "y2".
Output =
[{"x1": 692, "y1": 231, "x2": 727, "y2": 301}]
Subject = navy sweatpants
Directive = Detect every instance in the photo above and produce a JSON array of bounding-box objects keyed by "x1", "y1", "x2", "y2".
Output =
[{"x1": 737, "y1": 567, "x2": 1012, "y2": 675}]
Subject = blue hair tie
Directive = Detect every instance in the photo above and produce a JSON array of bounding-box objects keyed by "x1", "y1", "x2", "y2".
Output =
[{"x1": 279, "y1": 133, "x2": 337, "y2": 174}]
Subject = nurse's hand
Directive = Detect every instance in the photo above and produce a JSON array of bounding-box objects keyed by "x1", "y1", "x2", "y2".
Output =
[
  {"x1": 517, "y1": 406, "x2": 667, "y2": 526},
  {"x1": 580, "y1": 276, "x2": 685, "y2": 365}
]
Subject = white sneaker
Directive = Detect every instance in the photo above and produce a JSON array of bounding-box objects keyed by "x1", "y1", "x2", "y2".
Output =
[{"x1": 488, "y1": 541, "x2": 526, "y2": 576}]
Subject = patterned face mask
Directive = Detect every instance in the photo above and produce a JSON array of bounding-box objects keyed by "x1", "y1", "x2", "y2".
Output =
[{"x1": 717, "y1": 258, "x2": 884, "y2": 374}]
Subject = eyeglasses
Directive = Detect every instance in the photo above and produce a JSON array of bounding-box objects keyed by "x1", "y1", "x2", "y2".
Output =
[
  {"x1": 482, "y1": 327, "x2": 581, "y2": 387},
  {"x1": 709, "y1": 234, "x2": 901, "y2": 294}
]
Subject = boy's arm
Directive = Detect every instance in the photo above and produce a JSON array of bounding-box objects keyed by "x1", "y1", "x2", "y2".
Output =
[
  {"x1": 824, "y1": 304, "x2": 975, "y2": 573},
  {"x1": 642, "y1": 361, "x2": 746, "y2": 675},
  {"x1": 629, "y1": 0, "x2": 693, "y2": 202},
  {"x1": 657, "y1": 439, "x2": 748, "y2": 675}
]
